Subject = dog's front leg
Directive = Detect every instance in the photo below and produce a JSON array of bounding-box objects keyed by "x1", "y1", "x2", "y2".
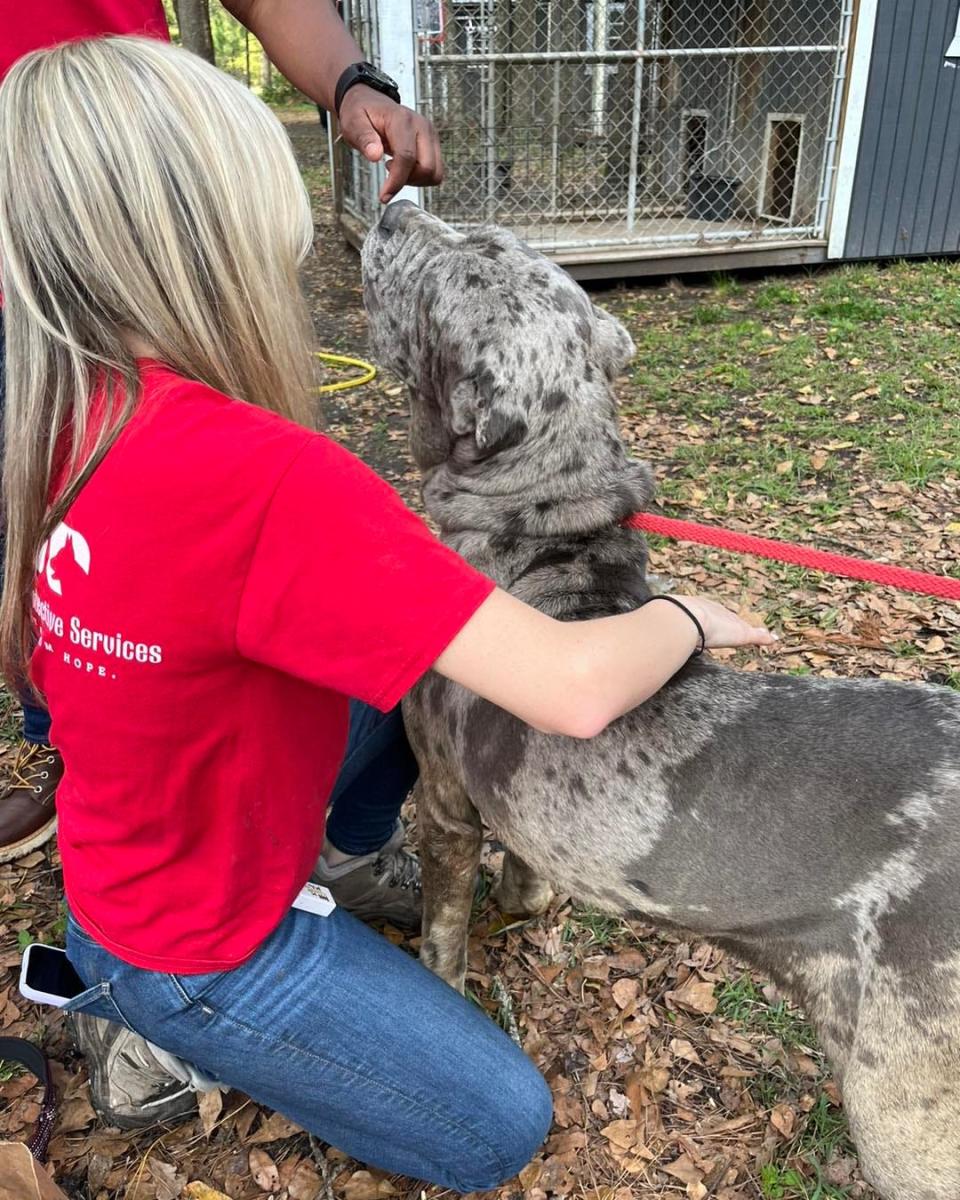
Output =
[{"x1": 417, "y1": 767, "x2": 483, "y2": 993}]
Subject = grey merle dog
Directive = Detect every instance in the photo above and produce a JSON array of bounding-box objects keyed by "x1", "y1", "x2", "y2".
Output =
[{"x1": 362, "y1": 200, "x2": 960, "y2": 1200}]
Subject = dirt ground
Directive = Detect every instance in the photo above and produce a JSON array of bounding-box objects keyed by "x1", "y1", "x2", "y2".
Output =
[{"x1": 2, "y1": 107, "x2": 960, "y2": 1200}]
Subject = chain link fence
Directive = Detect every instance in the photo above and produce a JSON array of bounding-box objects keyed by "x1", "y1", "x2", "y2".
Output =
[{"x1": 338, "y1": 1, "x2": 853, "y2": 262}]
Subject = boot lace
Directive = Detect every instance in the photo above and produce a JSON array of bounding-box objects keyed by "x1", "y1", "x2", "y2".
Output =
[
  {"x1": 372, "y1": 846, "x2": 422, "y2": 892},
  {"x1": 9, "y1": 742, "x2": 57, "y2": 795}
]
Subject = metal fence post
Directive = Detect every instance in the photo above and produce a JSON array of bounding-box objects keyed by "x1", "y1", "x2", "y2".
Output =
[{"x1": 379, "y1": 0, "x2": 422, "y2": 206}]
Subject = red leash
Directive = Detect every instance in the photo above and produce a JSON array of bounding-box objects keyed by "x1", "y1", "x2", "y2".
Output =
[{"x1": 625, "y1": 512, "x2": 960, "y2": 603}]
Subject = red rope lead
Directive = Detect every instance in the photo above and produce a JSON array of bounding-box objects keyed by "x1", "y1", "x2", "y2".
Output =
[{"x1": 625, "y1": 512, "x2": 960, "y2": 602}]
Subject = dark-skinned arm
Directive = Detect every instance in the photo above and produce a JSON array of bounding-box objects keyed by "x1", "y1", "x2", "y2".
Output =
[{"x1": 220, "y1": 0, "x2": 443, "y2": 200}]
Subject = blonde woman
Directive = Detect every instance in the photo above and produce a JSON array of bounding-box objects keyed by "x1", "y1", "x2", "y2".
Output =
[
  {"x1": 0, "y1": 38, "x2": 772, "y2": 1188},
  {"x1": 0, "y1": 0, "x2": 441, "y2": 865}
]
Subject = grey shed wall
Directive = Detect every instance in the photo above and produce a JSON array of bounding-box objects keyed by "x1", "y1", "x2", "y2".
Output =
[{"x1": 844, "y1": 0, "x2": 960, "y2": 259}]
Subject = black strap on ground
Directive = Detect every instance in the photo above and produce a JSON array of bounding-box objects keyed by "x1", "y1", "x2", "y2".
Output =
[{"x1": 0, "y1": 1036, "x2": 57, "y2": 1162}]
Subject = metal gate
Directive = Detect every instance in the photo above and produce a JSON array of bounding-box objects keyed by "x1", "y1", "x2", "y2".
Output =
[{"x1": 336, "y1": 1, "x2": 854, "y2": 265}]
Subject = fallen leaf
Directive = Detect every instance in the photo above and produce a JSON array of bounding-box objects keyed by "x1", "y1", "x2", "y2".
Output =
[
  {"x1": 600, "y1": 1119, "x2": 639, "y2": 1150},
  {"x1": 638, "y1": 1064, "x2": 670, "y2": 1093},
  {"x1": 14, "y1": 851, "x2": 46, "y2": 869},
  {"x1": 147, "y1": 1159, "x2": 185, "y2": 1200},
  {"x1": 56, "y1": 1087, "x2": 96, "y2": 1134},
  {"x1": 664, "y1": 1153, "x2": 703, "y2": 1185},
  {"x1": 286, "y1": 1162, "x2": 322, "y2": 1200},
  {"x1": 518, "y1": 1161, "x2": 543, "y2": 1189},
  {"x1": 770, "y1": 1102, "x2": 796, "y2": 1138},
  {"x1": 823, "y1": 1079, "x2": 842, "y2": 1105},
  {"x1": 670, "y1": 1037, "x2": 702, "y2": 1064},
  {"x1": 667, "y1": 975, "x2": 717, "y2": 1014},
  {"x1": 197, "y1": 1088, "x2": 222, "y2": 1138},
  {"x1": 247, "y1": 1109, "x2": 303, "y2": 1143},
  {"x1": 340, "y1": 1169, "x2": 397, "y2": 1200},
  {"x1": 183, "y1": 1185, "x2": 231, "y2": 1200},
  {"x1": 611, "y1": 978, "x2": 639, "y2": 1009},
  {"x1": 247, "y1": 1148, "x2": 280, "y2": 1193}
]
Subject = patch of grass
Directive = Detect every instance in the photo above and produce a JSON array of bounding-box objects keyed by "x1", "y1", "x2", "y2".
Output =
[
  {"x1": 689, "y1": 303, "x2": 728, "y2": 326},
  {"x1": 0, "y1": 686, "x2": 20, "y2": 743},
  {"x1": 716, "y1": 975, "x2": 813, "y2": 1049},
  {"x1": 797, "y1": 1094, "x2": 856, "y2": 1174},
  {"x1": 758, "y1": 1093, "x2": 859, "y2": 1199},
  {"x1": 710, "y1": 272, "x2": 743, "y2": 298},
  {"x1": 760, "y1": 1161, "x2": 850, "y2": 1200},
  {"x1": 811, "y1": 296, "x2": 885, "y2": 324},
  {"x1": 756, "y1": 282, "x2": 802, "y2": 309},
  {"x1": 300, "y1": 164, "x2": 331, "y2": 202},
  {"x1": 48, "y1": 907, "x2": 68, "y2": 944},
  {"x1": 0, "y1": 1058, "x2": 26, "y2": 1083},
  {"x1": 563, "y1": 906, "x2": 626, "y2": 948},
  {"x1": 622, "y1": 259, "x2": 960, "y2": 519}
]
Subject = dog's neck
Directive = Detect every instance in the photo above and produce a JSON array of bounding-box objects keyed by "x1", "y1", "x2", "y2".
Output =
[{"x1": 421, "y1": 438, "x2": 654, "y2": 542}]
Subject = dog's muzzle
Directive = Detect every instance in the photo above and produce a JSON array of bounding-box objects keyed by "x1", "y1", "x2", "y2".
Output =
[{"x1": 378, "y1": 198, "x2": 417, "y2": 238}]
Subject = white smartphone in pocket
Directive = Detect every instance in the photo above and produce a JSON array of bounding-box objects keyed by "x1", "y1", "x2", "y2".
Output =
[{"x1": 19, "y1": 942, "x2": 86, "y2": 1007}]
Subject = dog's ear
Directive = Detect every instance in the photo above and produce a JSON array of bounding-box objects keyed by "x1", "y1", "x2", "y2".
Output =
[
  {"x1": 593, "y1": 306, "x2": 635, "y2": 380},
  {"x1": 449, "y1": 367, "x2": 529, "y2": 456}
]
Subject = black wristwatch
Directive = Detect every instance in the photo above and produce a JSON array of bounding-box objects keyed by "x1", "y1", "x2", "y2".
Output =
[{"x1": 334, "y1": 62, "x2": 401, "y2": 117}]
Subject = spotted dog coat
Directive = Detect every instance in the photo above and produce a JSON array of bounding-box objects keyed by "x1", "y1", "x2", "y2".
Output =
[{"x1": 362, "y1": 201, "x2": 960, "y2": 1200}]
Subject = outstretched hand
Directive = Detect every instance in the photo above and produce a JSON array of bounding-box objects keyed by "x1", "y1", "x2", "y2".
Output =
[
  {"x1": 338, "y1": 86, "x2": 444, "y2": 202},
  {"x1": 674, "y1": 595, "x2": 779, "y2": 650}
]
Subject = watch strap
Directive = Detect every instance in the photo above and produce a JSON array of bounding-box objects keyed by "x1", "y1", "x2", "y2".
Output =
[{"x1": 334, "y1": 63, "x2": 400, "y2": 117}]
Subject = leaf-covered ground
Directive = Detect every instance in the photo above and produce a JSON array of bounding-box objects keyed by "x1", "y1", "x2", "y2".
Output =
[{"x1": 2, "y1": 107, "x2": 958, "y2": 1200}]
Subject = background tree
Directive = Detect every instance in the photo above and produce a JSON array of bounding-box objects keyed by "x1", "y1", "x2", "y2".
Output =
[{"x1": 172, "y1": 0, "x2": 215, "y2": 63}]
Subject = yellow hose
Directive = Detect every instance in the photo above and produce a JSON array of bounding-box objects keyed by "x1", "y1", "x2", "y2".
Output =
[{"x1": 315, "y1": 350, "x2": 377, "y2": 395}]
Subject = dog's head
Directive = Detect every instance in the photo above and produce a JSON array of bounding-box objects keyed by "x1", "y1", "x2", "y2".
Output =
[{"x1": 361, "y1": 202, "x2": 637, "y2": 474}]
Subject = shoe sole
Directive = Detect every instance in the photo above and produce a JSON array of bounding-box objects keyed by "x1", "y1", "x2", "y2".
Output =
[
  {"x1": 87, "y1": 1096, "x2": 198, "y2": 1131},
  {"x1": 0, "y1": 815, "x2": 56, "y2": 864}
]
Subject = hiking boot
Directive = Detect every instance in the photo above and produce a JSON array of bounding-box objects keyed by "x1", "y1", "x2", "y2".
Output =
[
  {"x1": 0, "y1": 741, "x2": 63, "y2": 864},
  {"x1": 69, "y1": 1013, "x2": 199, "y2": 1129},
  {"x1": 312, "y1": 822, "x2": 422, "y2": 931}
]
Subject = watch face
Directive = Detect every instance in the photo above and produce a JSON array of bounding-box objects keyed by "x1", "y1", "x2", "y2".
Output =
[{"x1": 360, "y1": 63, "x2": 398, "y2": 91}]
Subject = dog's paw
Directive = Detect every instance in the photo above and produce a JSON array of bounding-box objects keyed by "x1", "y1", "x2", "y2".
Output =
[
  {"x1": 420, "y1": 935, "x2": 468, "y2": 993},
  {"x1": 494, "y1": 874, "x2": 554, "y2": 918}
]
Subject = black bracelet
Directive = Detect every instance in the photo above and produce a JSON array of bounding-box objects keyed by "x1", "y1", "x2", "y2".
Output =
[{"x1": 644, "y1": 595, "x2": 705, "y2": 657}]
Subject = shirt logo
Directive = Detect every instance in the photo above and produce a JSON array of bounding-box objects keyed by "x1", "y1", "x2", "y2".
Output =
[{"x1": 36, "y1": 523, "x2": 91, "y2": 597}]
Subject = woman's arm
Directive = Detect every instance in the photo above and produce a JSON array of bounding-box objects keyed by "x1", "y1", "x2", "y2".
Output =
[
  {"x1": 434, "y1": 588, "x2": 775, "y2": 739},
  {"x1": 221, "y1": 0, "x2": 442, "y2": 200}
]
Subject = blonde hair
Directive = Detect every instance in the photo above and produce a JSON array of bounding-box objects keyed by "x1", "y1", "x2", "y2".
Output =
[{"x1": 0, "y1": 35, "x2": 316, "y2": 683}]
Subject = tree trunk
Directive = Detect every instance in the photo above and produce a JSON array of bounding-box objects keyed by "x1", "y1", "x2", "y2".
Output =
[{"x1": 174, "y1": 0, "x2": 215, "y2": 63}]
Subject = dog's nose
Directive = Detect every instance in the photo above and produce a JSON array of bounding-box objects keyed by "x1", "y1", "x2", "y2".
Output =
[{"x1": 378, "y1": 199, "x2": 416, "y2": 237}]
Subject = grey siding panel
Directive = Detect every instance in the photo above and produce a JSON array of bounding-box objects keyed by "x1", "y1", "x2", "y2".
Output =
[{"x1": 844, "y1": 0, "x2": 960, "y2": 258}]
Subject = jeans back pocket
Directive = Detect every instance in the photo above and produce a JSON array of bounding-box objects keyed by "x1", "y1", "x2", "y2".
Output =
[{"x1": 62, "y1": 979, "x2": 135, "y2": 1031}]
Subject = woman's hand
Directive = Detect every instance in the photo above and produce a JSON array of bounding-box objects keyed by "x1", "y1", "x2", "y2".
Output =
[{"x1": 665, "y1": 595, "x2": 778, "y2": 650}]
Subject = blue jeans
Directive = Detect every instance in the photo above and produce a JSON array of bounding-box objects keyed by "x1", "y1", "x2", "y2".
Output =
[
  {"x1": 326, "y1": 700, "x2": 418, "y2": 855},
  {"x1": 63, "y1": 701, "x2": 550, "y2": 1189},
  {"x1": 0, "y1": 310, "x2": 52, "y2": 744},
  {"x1": 63, "y1": 910, "x2": 550, "y2": 1190}
]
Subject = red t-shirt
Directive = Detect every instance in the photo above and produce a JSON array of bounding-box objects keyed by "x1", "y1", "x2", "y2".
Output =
[
  {"x1": 31, "y1": 363, "x2": 494, "y2": 972},
  {"x1": 0, "y1": 1, "x2": 169, "y2": 80}
]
